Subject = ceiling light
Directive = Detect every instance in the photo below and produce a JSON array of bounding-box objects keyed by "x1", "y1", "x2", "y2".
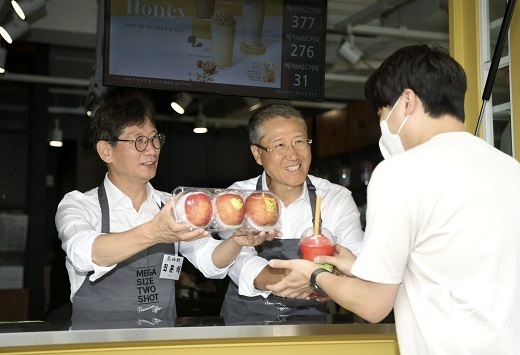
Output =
[
  {"x1": 49, "y1": 119, "x2": 63, "y2": 147},
  {"x1": 338, "y1": 37, "x2": 363, "y2": 64},
  {"x1": 193, "y1": 120, "x2": 208, "y2": 133},
  {"x1": 244, "y1": 97, "x2": 261, "y2": 112},
  {"x1": 193, "y1": 103, "x2": 208, "y2": 134},
  {"x1": 171, "y1": 93, "x2": 192, "y2": 114},
  {"x1": 0, "y1": 48, "x2": 6, "y2": 74},
  {"x1": 11, "y1": 0, "x2": 46, "y2": 21},
  {"x1": 0, "y1": 14, "x2": 30, "y2": 44}
]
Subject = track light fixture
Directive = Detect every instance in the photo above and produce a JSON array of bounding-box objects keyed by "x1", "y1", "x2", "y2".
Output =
[
  {"x1": 0, "y1": 14, "x2": 30, "y2": 44},
  {"x1": 193, "y1": 103, "x2": 208, "y2": 134},
  {"x1": 11, "y1": 0, "x2": 46, "y2": 21},
  {"x1": 85, "y1": 94, "x2": 103, "y2": 118},
  {"x1": 49, "y1": 119, "x2": 63, "y2": 147},
  {"x1": 338, "y1": 35, "x2": 363, "y2": 64},
  {"x1": 0, "y1": 47, "x2": 6, "y2": 74},
  {"x1": 171, "y1": 93, "x2": 193, "y2": 114},
  {"x1": 244, "y1": 97, "x2": 262, "y2": 112}
]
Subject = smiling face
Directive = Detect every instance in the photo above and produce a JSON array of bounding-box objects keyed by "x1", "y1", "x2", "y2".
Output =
[
  {"x1": 101, "y1": 116, "x2": 161, "y2": 188},
  {"x1": 251, "y1": 116, "x2": 311, "y2": 197}
]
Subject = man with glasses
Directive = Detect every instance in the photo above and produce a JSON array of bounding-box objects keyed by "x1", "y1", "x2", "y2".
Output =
[
  {"x1": 219, "y1": 104, "x2": 364, "y2": 323},
  {"x1": 56, "y1": 89, "x2": 276, "y2": 325}
]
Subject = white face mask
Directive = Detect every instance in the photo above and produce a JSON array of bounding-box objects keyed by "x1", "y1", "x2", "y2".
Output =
[{"x1": 379, "y1": 96, "x2": 409, "y2": 159}]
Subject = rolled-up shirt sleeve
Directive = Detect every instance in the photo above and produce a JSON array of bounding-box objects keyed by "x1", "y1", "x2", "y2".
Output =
[
  {"x1": 219, "y1": 240, "x2": 270, "y2": 298},
  {"x1": 179, "y1": 236, "x2": 230, "y2": 279},
  {"x1": 56, "y1": 191, "x2": 116, "y2": 281},
  {"x1": 235, "y1": 252, "x2": 271, "y2": 298},
  {"x1": 216, "y1": 180, "x2": 272, "y2": 298}
]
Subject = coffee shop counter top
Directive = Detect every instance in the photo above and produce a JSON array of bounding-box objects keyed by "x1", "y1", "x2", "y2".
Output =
[{"x1": 0, "y1": 316, "x2": 398, "y2": 355}]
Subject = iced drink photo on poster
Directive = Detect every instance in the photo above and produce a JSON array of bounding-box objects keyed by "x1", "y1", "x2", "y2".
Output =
[
  {"x1": 196, "y1": 0, "x2": 215, "y2": 21},
  {"x1": 242, "y1": 0, "x2": 266, "y2": 49},
  {"x1": 210, "y1": 9, "x2": 237, "y2": 69}
]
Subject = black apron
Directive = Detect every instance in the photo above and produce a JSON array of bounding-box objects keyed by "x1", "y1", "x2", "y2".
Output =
[
  {"x1": 71, "y1": 182, "x2": 176, "y2": 325},
  {"x1": 220, "y1": 176, "x2": 327, "y2": 324}
]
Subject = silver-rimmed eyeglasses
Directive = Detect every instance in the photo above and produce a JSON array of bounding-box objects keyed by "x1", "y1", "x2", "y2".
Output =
[
  {"x1": 110, "y1": 133, "x2": 166, "y2": 152},
  {"x1": 254, "y1": 138, "x2": 312, "y2": 156}
]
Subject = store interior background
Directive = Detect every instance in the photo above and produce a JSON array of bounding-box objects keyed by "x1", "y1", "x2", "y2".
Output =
[{"x1": 0, "y1": 0, "x2": 450, "y2": 321}]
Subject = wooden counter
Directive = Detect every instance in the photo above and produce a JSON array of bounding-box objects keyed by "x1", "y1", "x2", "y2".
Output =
[{"x1": 0, "y1": 317, "x2": 399, "y2": 355}]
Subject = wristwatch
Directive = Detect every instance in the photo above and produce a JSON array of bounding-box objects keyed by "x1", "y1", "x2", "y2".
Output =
[{"x1": 309, "y1": 267, "x2": 331, "y2": 298}]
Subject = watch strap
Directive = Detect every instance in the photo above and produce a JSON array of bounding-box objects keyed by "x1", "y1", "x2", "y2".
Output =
[{"x1": 309, "y1": 267, "x2": 331, "y2": 297}]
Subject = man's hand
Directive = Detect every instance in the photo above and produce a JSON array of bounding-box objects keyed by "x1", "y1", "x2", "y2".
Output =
[
  {"x1": 265, "y1": 259, "x2": 322, "y2": 299},
  {"x1": 252, "y1": 263, "x2": 315, "y2": 299},
  {"x1": 315, "y1": 244, "x2": 357, "y2": 277},
  {"x1": 265, "y1": 245, "x2": 358, "y2": 299},
  {"x1": 230, "y1": 229, "x2": 282, "y2": 247},
  {"x1": 211, "y1": 229, "x2": 282, "y2": 269},
  {"x1": 149, "y1": 199, "x2": 209, "y2": 243}
]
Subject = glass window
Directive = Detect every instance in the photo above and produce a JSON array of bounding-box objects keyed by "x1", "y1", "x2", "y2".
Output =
[{"x1": 481, "y1": 0, "x2": 513, "y2": 157}]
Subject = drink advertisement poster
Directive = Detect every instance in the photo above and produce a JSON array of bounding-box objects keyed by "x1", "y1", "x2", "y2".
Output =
[{"x1": 104, "y1": 0, "x2": 326, "y2": 100}]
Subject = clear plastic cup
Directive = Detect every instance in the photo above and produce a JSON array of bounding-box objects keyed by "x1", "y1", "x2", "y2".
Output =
[{"x1": 299, "y1": 226, "x2": 336, "y2": 272}]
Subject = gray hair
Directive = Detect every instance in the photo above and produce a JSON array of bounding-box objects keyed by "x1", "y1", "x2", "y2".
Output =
[{"x1": 247, "y1": 104, "x2": 307, "y2": 144}]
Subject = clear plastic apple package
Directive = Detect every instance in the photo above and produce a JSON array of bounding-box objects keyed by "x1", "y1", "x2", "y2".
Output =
[{"x1": 172, "y1": 186, "x2": 282, "y2": 233}]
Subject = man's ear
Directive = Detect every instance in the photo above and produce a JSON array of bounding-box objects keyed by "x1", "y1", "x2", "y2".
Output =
[
  {"x1": 96, "y1": 140, "x2": 113, "y2": 164},
  {"x1": 402, "y1": 88, "x2": 417, "y2": 116},
  {"x1": 250, "y1": 145, "x2": 263, "y2": 166}
]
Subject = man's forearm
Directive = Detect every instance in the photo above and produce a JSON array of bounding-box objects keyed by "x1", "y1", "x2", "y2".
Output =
[
  {"x1": 253, "y1": 265, "x2": 287, "y2": 290},
  {"x1": 92, "y1": 222, "x2": 155, "y2": 266},
  {"x1": 211, "y1": 238, "x2": 241, "y2": 269}
]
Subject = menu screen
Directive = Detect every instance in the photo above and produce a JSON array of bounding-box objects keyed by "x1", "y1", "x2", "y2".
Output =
[{"x1": 103, "y1": 0, "x2": 327, "y2": 101}]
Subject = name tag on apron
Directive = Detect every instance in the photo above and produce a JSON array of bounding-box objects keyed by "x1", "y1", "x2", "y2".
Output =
[{"x1": 160, "y1": 254, "x2": 183, "y2": 280}]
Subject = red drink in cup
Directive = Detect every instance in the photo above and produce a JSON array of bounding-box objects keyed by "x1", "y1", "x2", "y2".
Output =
[
  {"x1": 299, "y1": 227, "x2": 336, "y2": 272},
  {"x1": 300, "y1": 240, "x2": 335, "y2": 262},
  {"x1": 299, "y1": 227, "x2": 335, "y2": 298}
]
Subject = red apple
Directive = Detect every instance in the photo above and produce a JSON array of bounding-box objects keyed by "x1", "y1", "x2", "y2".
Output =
[
  {"x1": 245, "y1": 192, "x2": 280, "y2": 227},
  {"x1": 182, "y1": 191, "x2": 213, "y2": 227},
  {"x1": 214, "y1": 191, "x2": 245, "y2": 227}
]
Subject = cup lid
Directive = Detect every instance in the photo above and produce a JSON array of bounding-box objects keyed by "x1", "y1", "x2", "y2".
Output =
[{"x1": 299, "y1": 227, "x2": 335, "y2": 245}]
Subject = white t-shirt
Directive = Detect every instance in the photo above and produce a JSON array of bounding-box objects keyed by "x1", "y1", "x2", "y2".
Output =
[
  {"x1": 56, "y1": 175, "x2": 228, "y2": 301},
  {"x1": 221, "y1": 173, "x2": 364, "y2": 297},
  {"x1": 352, "y1": 132, "x2": 520, "y2": 355}
]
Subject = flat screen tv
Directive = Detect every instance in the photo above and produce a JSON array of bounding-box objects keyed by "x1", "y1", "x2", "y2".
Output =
[{"x1": 103, "y1": 0, "x2": 327, "y2": 101}]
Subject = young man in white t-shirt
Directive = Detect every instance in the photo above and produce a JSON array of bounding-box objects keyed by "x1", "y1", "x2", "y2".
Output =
[{"x1": 265, "y1": 44, "x2": 520, "y2": 355}]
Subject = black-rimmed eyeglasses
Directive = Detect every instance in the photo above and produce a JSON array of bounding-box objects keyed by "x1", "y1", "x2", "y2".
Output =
[
  {"x1": 109, "y1": 133, "x2": 166, "y2": 152},
  {"x1": 254, "y1": 138, "x2": 312, "y2": 156}
]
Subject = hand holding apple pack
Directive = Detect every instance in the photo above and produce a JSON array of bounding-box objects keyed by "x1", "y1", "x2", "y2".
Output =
[{"x1": 172, "y1": 186, "x2": 282, "y2": 233}]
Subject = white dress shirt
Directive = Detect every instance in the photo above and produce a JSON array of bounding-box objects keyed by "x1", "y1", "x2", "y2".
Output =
[{"x1": 220, "y1": 173, "x2": 364, "y2": 298}]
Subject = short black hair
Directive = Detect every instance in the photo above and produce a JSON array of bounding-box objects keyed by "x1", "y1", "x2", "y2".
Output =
[
  {"x1": 89, "y1": 88, "x2": 157, "y2": 148},
  {"x1": 364, "y1": 44, "x2": 466, "y2": 122}
]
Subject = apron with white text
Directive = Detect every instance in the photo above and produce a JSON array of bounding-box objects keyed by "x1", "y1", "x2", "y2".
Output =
[
  {"x1": 220, "y1": 176, "x2": 327, "y2": 324},
  {"x1": 71, "y1": 182, "x2": 176, "y2": 325}
]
